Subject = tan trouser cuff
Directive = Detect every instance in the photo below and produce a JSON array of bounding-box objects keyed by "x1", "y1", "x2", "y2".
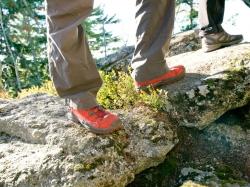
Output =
[{"x1": 66, "y1": 92, "x2": 98, "y2": 109}]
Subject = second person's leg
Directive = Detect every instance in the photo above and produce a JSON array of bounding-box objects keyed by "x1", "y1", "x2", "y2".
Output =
[
  {"x1": 199, "y1": 0, "x2": 243, "y2": 52},
  {"x1": 199, "y1": 0, "x2": 225, "y2": 35}
]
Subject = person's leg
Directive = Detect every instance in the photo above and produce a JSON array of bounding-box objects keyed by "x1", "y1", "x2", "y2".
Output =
[
  {"x1": 46, "y1": 0, "x2": 101, "y2": 109},
  {"x1": 45, "y1": 0, "x2": 122, "y2": 134},
  {"x1": 131, "y1": 0, "x2": 185, "y2": 89},
  {"x1": 199, "y1": 0, "x2": 243, "y2": 52},
  {"x1": 199, "y1": 0, "x2": 225, "y2": 35}
]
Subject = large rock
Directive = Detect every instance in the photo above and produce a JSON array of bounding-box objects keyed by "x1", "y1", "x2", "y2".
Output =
[
  {"x1": 176, "y1": 111, "x2": 250, "y2": 187},
  {"x1": 163, "y1": 43, "x2": 250, "y2": 129},
  {"x1": 0, "y1": 94, "x2": 177, "y2": 187},
  {"x1": 167, "y1": 30, "x2": 201, "y2": 57},
  {"x1": 129, "y1": 106, "x2": 250, "y2": 187},
  {"x1": 96, "y1": 46, "x2": 134, "y2": 72},
  {"x1": 1, "y1": 41, "x2": 249, "y2": 187}
]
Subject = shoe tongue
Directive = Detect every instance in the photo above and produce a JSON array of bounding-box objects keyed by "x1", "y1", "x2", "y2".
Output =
[{"x1": 93, "y1": 106, "x2": 107, "y2": 117}]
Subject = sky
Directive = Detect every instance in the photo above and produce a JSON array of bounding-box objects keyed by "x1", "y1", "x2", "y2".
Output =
[
  {"x1": 94, "y1": 0, "x2": 250, "y2": 46},
  {"x1": 94, "y1": 0, "x2": 136, "y2": 46}
]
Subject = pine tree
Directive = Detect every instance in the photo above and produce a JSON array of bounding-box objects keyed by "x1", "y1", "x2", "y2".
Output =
[
  {"x1": 0, "y1": 2, "x2": 120, "y2": 96},
  {"x1": 0, "y1": 0, "x2": 48, "y2": 96},
  {"x1": 84, "y1": 6, "x2": 120, "y2": 58}
]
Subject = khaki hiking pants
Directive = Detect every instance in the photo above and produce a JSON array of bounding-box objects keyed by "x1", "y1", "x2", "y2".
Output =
[{"x1": 45, "y1": 0, "x2": 175, "y2": 109}]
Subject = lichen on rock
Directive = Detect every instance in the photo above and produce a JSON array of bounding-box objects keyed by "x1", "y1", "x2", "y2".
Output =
[
  {"x1": 0, "y1": 94, "x2": 177, "y2": 187},
  {"x1": 1, "y1": 41, "x2": 250, "y2": 187},
  {"x1": 162, "y1": 43, "x2": 250, "y2": 129}
]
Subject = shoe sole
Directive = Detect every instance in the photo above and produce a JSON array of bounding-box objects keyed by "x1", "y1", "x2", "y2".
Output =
[
  {"x1": 67, "y1": 112, "x2": 123, "y2": 135},
  {"x1": 203, "y1": 37, "x2": 243, "y2": 52},
  {"x1": 136, "y1": 69, "x2": 185, "y2": 91}
]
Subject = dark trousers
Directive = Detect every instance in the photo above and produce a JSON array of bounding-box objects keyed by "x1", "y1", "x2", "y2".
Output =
[
  {"x1": 199, "y1": 0, "x2": 250, "y2": 36},
  {"x1": 199, "y1": 0, "x2": 225, "y2": 35}
]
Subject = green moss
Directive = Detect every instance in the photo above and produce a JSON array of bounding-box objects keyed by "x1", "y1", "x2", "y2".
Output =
[
  {"x1": 214, "y1": 165, "x2": 249, "y2": 186},
  {"x1": 161, "y1": 156, "x2": 178, "y2": 175},
  {"x1": 74, "y1": 158, "x2": 105, "y2": 172},
  {"x1": 221, "y1": 179, "x2": 248, "y2": 187},
  {"x1": 202, "y1": 67, "x2": 248, "y2": 92},
  {"x1": 215, "y1": 165, "x2": 235, "y2": 180},
  {"x1": 113, "y1": 141, "x2": 127, "y2": 155},
  {"x1": 109, "y1": 132, "x2": 129, "y2": 156}
]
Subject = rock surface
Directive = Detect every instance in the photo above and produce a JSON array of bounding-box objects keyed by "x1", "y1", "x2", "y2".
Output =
[
  {"x1": 97, "y1": 39, "x2": 250, "y2": 131},
  {"x1": 163, "y1": 43, "x2": 250, "y2": 129},
  {"x1": 0, "y1": 94, "x2": 177, "y2": 187},
  {"x1": 0, "y1": 41, "x2": 249, "y2": 187},
  {"x1": 129, "y1": 106, "x2": 250, "y2": 187},
  {"x1": 167, "y1": 30, "x2": 201, "y2": 57}
]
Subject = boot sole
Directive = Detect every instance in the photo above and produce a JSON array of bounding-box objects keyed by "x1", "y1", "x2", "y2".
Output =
[
  {"x1": 203, "y1": 38, "x2": 243, "y2": 52},
  {"x1": 67, "y1": 112, "x2": 123, "y2": 135}
]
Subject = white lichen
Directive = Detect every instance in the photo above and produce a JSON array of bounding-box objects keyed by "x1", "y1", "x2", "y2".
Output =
[
  {"x1": 186, "y1": 89, "x2": 195, "y2": 99},
  {"x1": 198, "y1": 85, "x2": 209, "y2": 97}
]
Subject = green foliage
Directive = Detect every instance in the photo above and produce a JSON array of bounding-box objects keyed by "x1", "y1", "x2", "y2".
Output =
[
  {"x1": 97, "y1": 71, "x2": 139, "y2": 109},
  {"x1": 214, "y1": 165, "x2": 249, "y2": 186},
  {"x1": 97, "y1": 71, "x2": 168, "y2": 111},
  {"x1": 181, "y1": 8, "x2": 198, "y2": 31},
  {"x1": 17, "y1": 80, "x2": 57, "y2": 98},
  {"x1": 0, "y1": 0, "x2": 48, "y2": 97}
]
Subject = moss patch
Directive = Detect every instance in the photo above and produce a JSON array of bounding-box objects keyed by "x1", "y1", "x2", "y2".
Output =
[
  {"x1": 214, "y1": 165, "x2": 249, "y2": 186},
  {"x1": 74, "y1": 158, "x2": 105, "y2": 173}
]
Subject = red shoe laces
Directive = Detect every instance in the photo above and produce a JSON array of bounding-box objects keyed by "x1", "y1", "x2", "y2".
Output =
[{"x1": 89, "y1": 106, "x2": 107, "y2": 118}]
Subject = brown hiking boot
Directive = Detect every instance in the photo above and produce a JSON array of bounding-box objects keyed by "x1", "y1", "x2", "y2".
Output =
[{"x1": 202, "y1": 30, "x2": 243, "y2": 52}]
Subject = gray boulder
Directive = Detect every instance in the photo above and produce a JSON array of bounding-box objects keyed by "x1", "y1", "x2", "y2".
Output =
[
  {"x1": 163, "y1": 43, "x2": 250, "y2": 129},
  {"x1": 0, "y1": 42, "x2": 249, "y2": 187},
  {"x1": 129, "y1": 105, "x2": 250, "y2": 187},
  {"x1": 167, "y1": 30, "x2": 201, "y2": 57},
  {"x1": 0, "y1": 94, "x2": 177, "y2": 187}
]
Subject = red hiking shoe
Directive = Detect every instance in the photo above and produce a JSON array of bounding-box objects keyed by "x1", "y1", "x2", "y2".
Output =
[
  {"x1": 135, "y1": 65, "x2": 185, "y2": 90},
  {"x1": 68, "y1": 106, "x2": 123, "y2": 134}
]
